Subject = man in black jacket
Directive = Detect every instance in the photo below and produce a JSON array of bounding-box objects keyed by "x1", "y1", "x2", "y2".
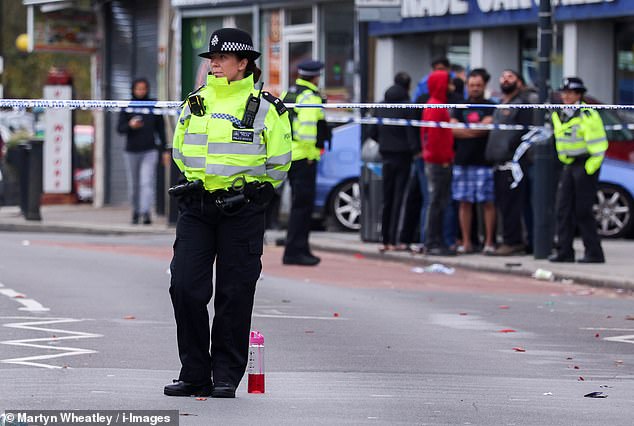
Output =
[
  {"x1": 117, "y1": 78, "x2": 167, "y2": 224},
  {"x1": 485, "y1": 70, "x2": 535, "y2": 256},
  {"x1": 372, "y1": 72, "x2": 419, "y2": 251}
]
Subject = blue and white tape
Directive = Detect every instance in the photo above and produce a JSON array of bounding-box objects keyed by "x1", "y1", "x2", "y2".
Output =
[
  {"x1": 1, "y1": 98, "x2": 633, "y2": 131},
  {"x1": 2, "y1": 98, "x2": 634, "y2": 111}
]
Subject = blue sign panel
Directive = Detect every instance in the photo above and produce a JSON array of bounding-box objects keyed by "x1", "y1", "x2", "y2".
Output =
[{"x1": 369, "y1": 0, "x2": 634, "y2": 36}]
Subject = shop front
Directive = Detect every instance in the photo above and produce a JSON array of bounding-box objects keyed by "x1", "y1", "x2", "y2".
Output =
[
  {"x1": 172, "y1": 0, "x2": 356, "y2": 103},
  {"x1": 368, "y1": 0, "x2": 634, "y2": 104}
]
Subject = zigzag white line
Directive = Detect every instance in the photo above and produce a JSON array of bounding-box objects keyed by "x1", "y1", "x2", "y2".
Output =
[{"x1": 0, "y1": 317, "x2": 102, "y2": 369}]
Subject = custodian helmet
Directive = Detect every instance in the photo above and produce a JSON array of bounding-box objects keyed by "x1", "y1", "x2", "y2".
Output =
[{"x1": 198, "y1": 27, "x2": 261, "y2": 61}]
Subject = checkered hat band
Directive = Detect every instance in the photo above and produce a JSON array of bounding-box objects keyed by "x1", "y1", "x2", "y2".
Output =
[{"x1": 221, "y1": 42, "x2": 254, "y2": 52}]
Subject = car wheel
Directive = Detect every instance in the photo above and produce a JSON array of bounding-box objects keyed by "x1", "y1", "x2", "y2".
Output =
[
  {"x1": 328, "y1": 179, "x2": 361, "y2": 231},
  {"x1": 593, "y1": 183, "x2": 633, "y2": 238}
]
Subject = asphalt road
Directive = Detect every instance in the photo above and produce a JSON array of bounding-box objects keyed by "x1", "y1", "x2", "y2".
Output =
[{"x1": 0, "y1": 231, "x2": 633, "y2": 425}]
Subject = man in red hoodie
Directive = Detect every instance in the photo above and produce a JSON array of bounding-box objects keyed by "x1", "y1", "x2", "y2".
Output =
[{"x1": 421, "y1": 70, "x2": 456, "y2": 256}]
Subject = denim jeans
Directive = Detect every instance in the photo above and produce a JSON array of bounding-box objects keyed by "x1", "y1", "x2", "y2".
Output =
[
  {"x1": 124, "y1": 149, "x2": 158, "y2": 214},
  {"x1": 424, "y1": 163, "x2": 453, "y2": 249}
]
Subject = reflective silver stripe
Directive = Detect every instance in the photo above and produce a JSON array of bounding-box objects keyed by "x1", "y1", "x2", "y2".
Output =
[
  {"x1": 266, "y1": 169, "x2": 287, "y2": 181},
  {"x1": 561, "y1": 147, "x2": 588, "y2": 156},
  {"x1": 207, "y1": 142, "x2": 266, "y2": 156},
  {"x1": 557, "y1": 137, "x2": 583, "y2": 143},
  {"x1": 172, "y1": 148, "x2": 184, "y2": 160},
  {"x1": 252, "y1": 101, "x2": 270, "y2": 145},
  {"x1": 296, "y1": 92, "x2": 314, "y2": 104},
  {"x1": 586, "y1": 137, "x2": 607, "y2": 145},
  {"x1": 298, "y1": 135, "x2": 315, "y2": 142},
  {"x1": 183, "y1": 133, "x2": 208, "y2": 145},
  {"x1": 179, "y1": 156, "x2": 206, "y2": 169},
  {"x1": 205, "y1": 164, "x2": 266, "y2": 176},
  {"x1": 179, "y1": 104, "x2": 191, "y2": 125},
  {"x1": 266, "y1": 151, "x2": 292, "y2": 166},
  {"x1": 591, "y1": 151, "x2": 605, "y2": 157},
  {"x1": 299, "y1": 121, "x2": 317, "y2": 127}
]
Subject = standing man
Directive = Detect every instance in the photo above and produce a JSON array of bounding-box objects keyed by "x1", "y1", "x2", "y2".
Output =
[
  {"x1": 371, "y1": 72, "x2": 419, "y2": 252},
  {"x1": 450, "y1": 68, "x2": 497, "y2": 254},
  {"x1": 485, "y1": 70, "x2": 535, "y2": 256},
  {"x1": 549, "y1": 77, "x2": 607, "y2": 263},
  {"x1": 282, "y1": 60, "x2": 329, "y2": 266},
  {"x1": 421, "y1": 70, "x2": 456, "y2": 256},
  {"x1": 165, "y1": 27, "x2": 291, "y2": 398}
]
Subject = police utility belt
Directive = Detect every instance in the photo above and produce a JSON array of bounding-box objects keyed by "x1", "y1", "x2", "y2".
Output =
[{"x1": 168, "y1": 177, "x2": 274, "y2": 215}]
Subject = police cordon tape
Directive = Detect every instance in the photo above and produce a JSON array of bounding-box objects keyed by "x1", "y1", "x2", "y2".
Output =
[{"x1": 2, "y1": 98, "x2": 634, "y2": 131}]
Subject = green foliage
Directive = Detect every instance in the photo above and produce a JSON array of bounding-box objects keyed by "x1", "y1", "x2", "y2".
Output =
[{"x1": 1, "y1": 0, "x2": 93, "y2": 125}]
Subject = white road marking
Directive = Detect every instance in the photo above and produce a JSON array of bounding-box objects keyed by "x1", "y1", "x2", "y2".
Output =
[
  {"x1": 580, "y1": 327, "x2": 634, "y2": 332},
  {"x1": 0, "y1": 283, "x2": 50, "y2": 312},
  {"x1": 603, "y1": 334, "x2": 634, "y2": 345},
  {"x1": 0, "y1": 317, "x2": 102, "y2": 369},
  {"x1": 252, "y1": 313, "x2": 346, "y2": 320}
]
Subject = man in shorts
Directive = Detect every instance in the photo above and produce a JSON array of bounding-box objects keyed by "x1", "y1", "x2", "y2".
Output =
[{"x1": 450, "y1": 68, "x2": 496, "y2": 254}]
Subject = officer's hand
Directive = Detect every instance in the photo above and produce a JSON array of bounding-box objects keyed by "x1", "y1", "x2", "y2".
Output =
[
  {"x1": 244, "y1": 182, "x2": 275, "y2": 205},
  {"x1": 585, "y1": 156, "x2": 602, "y2": 175}
]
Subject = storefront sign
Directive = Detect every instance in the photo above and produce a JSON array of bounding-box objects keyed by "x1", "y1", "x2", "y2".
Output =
[
  {"x1": 43, "y1": 85, "x2": 72, "y2": 194},
  {"x1": 402, "y1": 0, "x2": 614, "y2": 17},
  {"x1": 33, "y1": 8, "x2": 96, "y2": 53},
  {"x1": 371, "y1": 0, "x2": 629, "y2": 35}
]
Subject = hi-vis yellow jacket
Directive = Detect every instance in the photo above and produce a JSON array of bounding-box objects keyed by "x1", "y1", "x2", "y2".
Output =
[
  {"x1": 172, "y1": 74, "x2": 292, "y2": 191},
  {"x1": 551, "y1": 103, "x2": 608, "y2": 175},
  {"x1": 289, "y1": 78, "x2": 324, "y2": 161}
]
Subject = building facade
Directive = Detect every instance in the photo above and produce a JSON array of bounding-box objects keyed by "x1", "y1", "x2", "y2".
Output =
[
  {"x1": 367, "y1": 0, "x2": 634, "y2": 104},
  {"x1": 170, "y1": 0, "x2": 356, "y2": 104}
]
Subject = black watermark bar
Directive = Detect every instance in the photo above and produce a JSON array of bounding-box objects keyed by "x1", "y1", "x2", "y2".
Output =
[{"x1": 1, "y1": 411, "x2": 178, "y2": 426}]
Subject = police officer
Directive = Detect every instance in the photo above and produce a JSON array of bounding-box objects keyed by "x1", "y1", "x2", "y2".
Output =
[
  {"x1": 549, "y1": 77, "x2": 607, "y2": 264},
  {"x1": 282, "y1": 60, "x2": 329, "y2": 266},
  {"x1": 164, "y1": 28, "x2": 292, "y2": 398}
]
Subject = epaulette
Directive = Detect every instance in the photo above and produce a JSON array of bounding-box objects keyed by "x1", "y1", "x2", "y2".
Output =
[
  {"x1": 582, "y1": 108, "x2": 594, "y2": 118},
  {"x1": 261, "y1": 91, "x2": 288, "y2": 115}
]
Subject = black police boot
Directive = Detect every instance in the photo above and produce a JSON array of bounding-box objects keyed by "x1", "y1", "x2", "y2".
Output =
[
  {"x1": 142, "y1": 213, "x2": 152, "y2": 225},
  {"x1": 548, "y1": 252, "x2": 575, "y2": 263},
  {"x1": 163, "y1": 380, "x2": 213, "y2": 397},
  {"x1": 211, "y1": 382, "x2": 236, "y2": 398},
  {"x1": 283, "y1": 254, "x2": 320, "y2": 266},
  {"x1": 131, "y1": 212, "x2": 139, "y2": 225}
]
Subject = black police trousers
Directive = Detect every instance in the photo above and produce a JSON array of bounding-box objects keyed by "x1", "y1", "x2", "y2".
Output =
[
  {"x1": 284, "y1": 159, "x2": 317, "y2": 257},
  {"x1": 555, "y1": 161, "x2": 604, "y2": 260},
  {"x1": 169, "y1": 195, "x2": 265, "y2": 386},
  {"x1": 494, "y1": 168, "x2": 526, "y2": 246}
]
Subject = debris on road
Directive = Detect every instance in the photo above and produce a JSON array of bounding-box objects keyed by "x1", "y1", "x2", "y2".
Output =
[
  {"x1": 578, "y1": 376, "x2": 585, "y2": 381},
  {"x1": 512, "y1": 347, "x2": 526, "y2": 352},
  {"x1": 543, "y1": 392, "x2": 553, "y2": 396},
  {"x1": 411, "y1": 264, "x2": 455, "y2": 275},
  {"x1": 499, "y1": 305, "x2": 510, "y2": 309},
  {"x1": 532, "y1": 268, "x2": 554, "y2": 281},
  {"x1": 584, "y1": 392, "x2": 608, "y2": 398},
  {"x1": 123, "y1": 315, "x2": 136, "y2": 320},
  {"x1": 625, "y1": 315, "x2": 634, "y2": 321},
  {"x1": 498, "y1": 329, "x2": 516, "y2": 333}
]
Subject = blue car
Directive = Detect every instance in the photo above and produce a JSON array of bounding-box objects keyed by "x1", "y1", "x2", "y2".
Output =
[{"x1": 314, "y1": 123, "x2": 362, "y2": 230}]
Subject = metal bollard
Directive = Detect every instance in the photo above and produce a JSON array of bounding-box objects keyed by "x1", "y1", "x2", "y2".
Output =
[{"x1": 17, "y1": 140, "x2": 43, "y2": 221}]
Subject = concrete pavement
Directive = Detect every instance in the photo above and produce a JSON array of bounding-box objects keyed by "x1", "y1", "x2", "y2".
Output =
[{"x1": 0, "y1": 203, "x2": 632, "y2": 290}]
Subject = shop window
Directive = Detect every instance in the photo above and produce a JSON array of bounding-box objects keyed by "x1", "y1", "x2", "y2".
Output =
[
  {"x1": 322, "y1": 2, "x2": 354, "y2": 102},
  {"x1": 616, "y1": 22, "x2": 634, "y2": 105},
  {"x1": 287, "y1": 7, "x2": 312, "y2": 26},
  {"x1": 520, "y1": 27, "x2": 563, "y2": 96}
]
